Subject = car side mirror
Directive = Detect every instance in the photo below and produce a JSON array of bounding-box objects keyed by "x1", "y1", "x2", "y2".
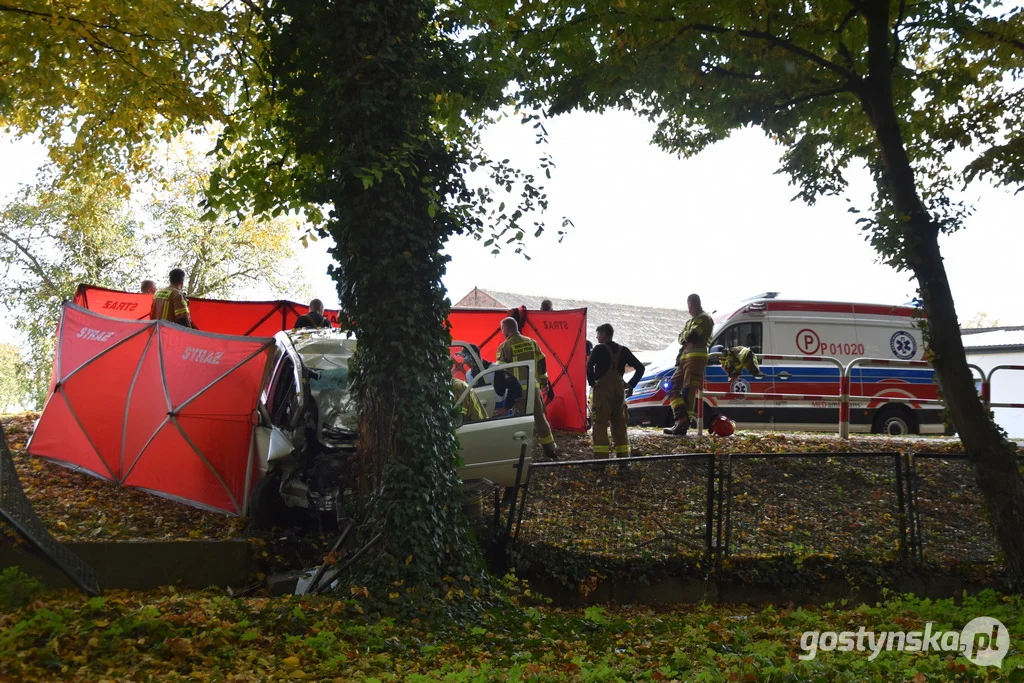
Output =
[{"x1": 710, "y1": 345, "x2": 725, "y2": 354}]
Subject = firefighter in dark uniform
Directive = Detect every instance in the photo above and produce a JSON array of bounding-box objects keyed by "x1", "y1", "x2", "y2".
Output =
[
  {"x1": 665, "y1": 293, "x2": 714, "y2": 436},
  {"x1": 496, "y1": 316, "x2": 558, "y2": 459},
  {"x1": 150, "y1": 268, "x2": 197, "y2": 329},
  {"x1": 587, "y1": 323, "x2": 644, "y2": 458},
  {"x1": 719, "y1": 346, "x2": 763, "y2": 380}
]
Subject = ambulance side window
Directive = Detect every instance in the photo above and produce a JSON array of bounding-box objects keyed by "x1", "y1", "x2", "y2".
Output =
[{"x1": 713, "y1": 323, "x2": 763, "y2": 354}]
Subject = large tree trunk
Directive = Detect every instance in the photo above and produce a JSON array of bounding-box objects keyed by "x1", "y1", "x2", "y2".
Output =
[
  {"x1": 331, "y1": 171, "x2": 478, "y2": 587},
  {"x1": 862, "y1": 3, "x2": 1024, "y2": 586},
  {"x1": 266, "y1": 0, "x2": 484, "y2": 590},
  {"x1": 909, "y1": 229, "x2": 1024, "y2": 587}
]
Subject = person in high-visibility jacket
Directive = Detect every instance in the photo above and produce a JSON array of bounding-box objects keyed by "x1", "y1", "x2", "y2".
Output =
[
  {"x1": 587, "y1": 323, "x2": 644, "y2": 458},
  {"x1": 496, "y1": 316, "x2": 558, "y2": 459},
  {"x1": 719, "y1": 346, "x2": 763, "y2": 380},
  {"x1": 665, "y1": 293, "x2": 714, "y2": 436},
  {"x1": 150, "y1": 268, "x2": 197, "y2": 329},
  {"x1": 452, "y1": 377, "x2": 488, "y2": 422}
]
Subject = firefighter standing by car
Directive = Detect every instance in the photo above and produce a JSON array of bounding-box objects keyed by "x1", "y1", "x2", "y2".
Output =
[
  {"x1": 665, "y1": 293, "x2": 714, "y2": 436},
  {"x1": 587, "y1": 323, "x2": 644, "y2": 458},
  {"x1": 496, "y1": 316, "x2": 558, "y2": 459},
  {"x1": 150, "y1": 268, "x2": 197, "y2": 329}
]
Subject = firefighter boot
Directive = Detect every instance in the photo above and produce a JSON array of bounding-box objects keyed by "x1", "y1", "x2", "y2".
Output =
[
  {"x1": 542, "y1": 441, "x2": 560, "y2": 460},
  {"x1": 663, "y1": 419, "x2": 689, "y2": 436},
  {"x1": 665, "y1": 390, "x2": 690, "y2": 436},
  {"x1": 663, "y1": 404, "x2": 689, "y2": 436}
]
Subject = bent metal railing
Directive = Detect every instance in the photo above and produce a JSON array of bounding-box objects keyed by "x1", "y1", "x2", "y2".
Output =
[
  {"x1": 508, "y1": 450, "x2": 1008, "y2": 572},
  {"x1": 696, "y1": 354, "x2": 991, "y2": 439},
  {"x1": 0, "y1": 424, "x2": 101, "y2": 595}
]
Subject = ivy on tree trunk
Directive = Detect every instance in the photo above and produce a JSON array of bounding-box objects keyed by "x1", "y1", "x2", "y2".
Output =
[{"x1": 263, "y1": 0, "x2": 486, "y2": 590}]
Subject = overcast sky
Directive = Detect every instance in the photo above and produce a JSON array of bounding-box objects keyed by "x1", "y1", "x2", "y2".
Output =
[
  {"x1": 2, "y1": 106, "x2": 1020, "y2": 345},
  {"x1": 450, "y1": 109, "x2": 1019, "y2": 324}
]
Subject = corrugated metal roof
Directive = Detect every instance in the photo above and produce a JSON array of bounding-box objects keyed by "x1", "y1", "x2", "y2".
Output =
[
  {"x1": 961, "y1": 326, "x2": 1024, "y2": 351},
  {"x1": 459, "y1": 289, "x2": 689, "y2": 352}
]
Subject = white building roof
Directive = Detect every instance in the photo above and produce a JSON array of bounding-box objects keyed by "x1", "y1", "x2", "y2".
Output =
[
  {"x1": 961, "y1": 326, "x2": 1024, "y2": 352},
  {"x1": 454, "y1": 288, "x2": 689, "y2": 352}
]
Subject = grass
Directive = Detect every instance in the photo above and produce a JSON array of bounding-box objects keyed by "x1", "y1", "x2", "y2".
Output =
[{"x1": 0, "y1": 574, "x2": 1020, "y2": 681}]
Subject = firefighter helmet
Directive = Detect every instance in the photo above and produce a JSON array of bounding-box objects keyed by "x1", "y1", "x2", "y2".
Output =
[{"x1": 711, "y1": 415, "x2": 736, "y2": 437}]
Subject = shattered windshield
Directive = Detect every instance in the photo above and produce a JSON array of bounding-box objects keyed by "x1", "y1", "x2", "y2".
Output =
[{"x1": 298, "y1": 338, "x2": 359, "y2": 438}]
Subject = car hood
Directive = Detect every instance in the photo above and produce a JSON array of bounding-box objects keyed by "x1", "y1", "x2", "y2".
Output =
[{"x1": 642, "y1": 360, "x2": 676, "y2": 378}]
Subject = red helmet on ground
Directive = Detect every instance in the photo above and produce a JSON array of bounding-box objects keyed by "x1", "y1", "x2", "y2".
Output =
[{"x1": 711, "y1": 415, "x2": 736, "y2": 437}]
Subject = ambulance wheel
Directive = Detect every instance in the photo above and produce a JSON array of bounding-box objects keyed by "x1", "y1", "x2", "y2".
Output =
[{"x1": 873, "y1": 406, "x2": 916, "y2": 436}]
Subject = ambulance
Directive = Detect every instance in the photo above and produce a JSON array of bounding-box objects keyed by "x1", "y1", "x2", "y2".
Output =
[{"x1": 625, "y1": 293, "x2": 944, "y2": 435}]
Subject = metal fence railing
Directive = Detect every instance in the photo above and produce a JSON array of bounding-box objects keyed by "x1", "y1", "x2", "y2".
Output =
[
  {"x1": 507, "y1": 450, "x2": 1018, "y2": 571},
  {"x1": 514, "y1": 454, "x2": 714, "y2": 564},
  {"x1": 721, "y1": 452, "x2": 906, "y2": 560},
  {"x1": 907, "y1": 453, "x2": 1007, "y2": 565}
]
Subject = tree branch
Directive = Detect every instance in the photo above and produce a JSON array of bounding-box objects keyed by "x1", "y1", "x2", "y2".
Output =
[
  {"x1": 964, "y1": 25, "x2": 1024, "y2": 53},
  {"x1": 0, "y1": 230, "x2": 62, "y2": 297},
  {"x1": 200, "y1": 266, "x2": 257, "y2": 296},
  {"x1": 236, "y1": 0, "x2": 265, "y2": 17},
  {"x1": 704, "y1": 63, "x2": 766, "y2": 81},
  {"x1": 834, "y1": 5, "x2": 863, "y2": 70},
  {"x1": 774, "y1": 85, "x2": 853, "y2": 112},
  {"x1": 674, "y1": 22, "x2": 861, "y2": 83},
  {"x1": 836, "y1": 6, "x2": 861, "y2": 36},
  {"x1": 0, "y1": 3, "x2": 169, "y2": 41},
  {"x1": 892, "y1": 0, "x2": 908, "y2": 67},
  {"x1": 635, "y1": 519, "x2": 684, "y2": 548}
]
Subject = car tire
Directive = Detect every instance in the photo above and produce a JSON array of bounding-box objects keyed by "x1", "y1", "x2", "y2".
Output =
[{"x1": 873, "y1": 405, "x2": 917, "y2": 436}]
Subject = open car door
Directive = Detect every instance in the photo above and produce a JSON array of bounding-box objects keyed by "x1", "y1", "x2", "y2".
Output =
[
  {"x1": 253, "y1": 341, "x2": 302, "y2": 475},
  {"x1": 450, "y1": 341, "x2": 498, "y2": 417},
  {"x1": 454, "y1": 359, "x2": 535, "y2": 488}
]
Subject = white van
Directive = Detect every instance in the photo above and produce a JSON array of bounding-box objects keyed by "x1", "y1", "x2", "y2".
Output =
[{"x1": 626, "y1": 294, "x2": 943, "y2": 435}]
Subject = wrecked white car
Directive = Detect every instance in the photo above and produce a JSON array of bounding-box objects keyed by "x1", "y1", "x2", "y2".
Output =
[{"x1": 250, "y1": 330, "x2": 537, "y2": 527}]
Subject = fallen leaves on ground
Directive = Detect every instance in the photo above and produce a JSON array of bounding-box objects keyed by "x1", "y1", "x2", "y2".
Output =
[
  {"x1": 0, "y1": 584, "x2": 1020, "y2": 681},
  {"x1": 2, "y1": 413, "x2": 246, "y2": 543},
  {"x1": 3, "y1": 412, "x2": 1018, "y2": 574},
  {"x1": 516, "y1": 428, "x2": 1021, "y2": 575}
]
